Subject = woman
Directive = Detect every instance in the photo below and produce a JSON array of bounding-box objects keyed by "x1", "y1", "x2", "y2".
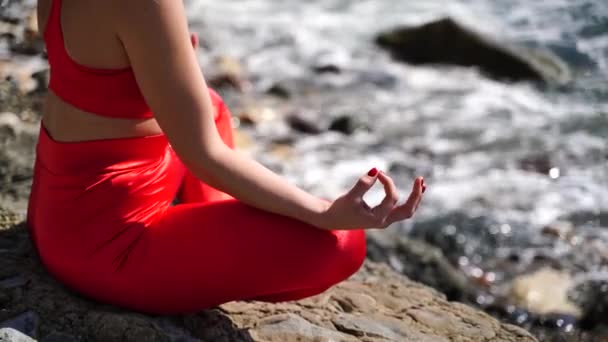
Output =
[{"x1": 27, "y1": 0, "x2": 426, "y2": 314}]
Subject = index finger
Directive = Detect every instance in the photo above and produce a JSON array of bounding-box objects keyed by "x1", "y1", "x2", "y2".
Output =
[
  {"x1": 371, "y1": 171, "x2": 400, "y2": 220},
  {"x1": 388, "y1": 177, "x2": 423, "y2": 222}
]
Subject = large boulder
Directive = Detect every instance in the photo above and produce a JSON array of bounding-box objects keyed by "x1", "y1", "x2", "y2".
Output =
[
  {"x1": 0, "y1": 215, "x2": 536, "y2": 342},
  {"x1": 375, "y1": 17, "x2": 570, "y2": 84}
]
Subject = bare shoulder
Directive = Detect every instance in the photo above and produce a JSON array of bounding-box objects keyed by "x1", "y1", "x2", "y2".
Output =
[
  {"x1": 110, "y1": 0, "x2": 188, "y2": 30},
  {"x1": 107, "y1": 0, "x2": 217, "y2": 162}
]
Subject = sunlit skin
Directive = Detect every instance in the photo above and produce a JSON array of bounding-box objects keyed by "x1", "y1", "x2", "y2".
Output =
[{"x1": 37, "y1": 0, "x2": 425, "y2": 230}]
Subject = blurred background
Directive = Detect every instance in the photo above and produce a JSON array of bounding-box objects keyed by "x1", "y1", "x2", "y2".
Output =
[{"x1": 1, "y1": 0, "x2": 607, "y2": 340}]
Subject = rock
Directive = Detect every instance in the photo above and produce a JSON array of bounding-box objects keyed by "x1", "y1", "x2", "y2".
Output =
[
  {"x1": 0, "y1": 328, "x2": 35, "y2": 342},
  {"x1": 11, "y1": 8, "x2": 44, "y2": 56},
  {"x1": 375, "y1": 17, "x2": 570, "y2": 84},
  {"x1": 183, "y1": 309, "x2": 252, "y2": 341},
  {"x1": 207, "y1": 56, "x2": 250, "y2": 92},
  {"x1": 233, "y1": 129, "x2": 255, "y2": 151},
  {"x1": 0, "y1": 207, "x2": 23, "y2": 231},
  {"x1": 328, "y1": 115, "x2": 363, "y2": 135},
  {"x1": 393, "y1": 237, "x2": 473, "y2": 301},
  {"x1": 332, "y1": 313, "x2": 448, "y2": 341},
  {"x1": 518, "y1": 154, "x2": 557, "y2": 176},
  {"x1": 286, "y1": 111, "x2": 323, "y2": 134},
  {"x1": 0, "y1": 57, "x2": 48, "y2": 94},
  {"x1": 0, "y1": 290, "x2": 10, "y2": 306},
  {"x1": 541, "y1": 221, "x2": 574, "y2": 240},
  {"x1": 235, "y1": 106, "x2": 278, "y2": 126},
  {"x1": 407, "y1": 212, "x2": 522, "y2": 268},
  {"x1": 0, "y1": 216, "x2": 537, "y2": 342},
  {"x1": 40, "y1": 332, "x2": 79, "y2": 342},
  {"x1": 267, "y1": 143, "x2": 294, "y2": 161},
  {"x1": 0, "y1": 80, "x2": 45, "y2": 116},
  {"x1": 312, "y1": 64, "x2": 342, "y2": 74},
  {"x1": 510, "y1": 268, "x2": 582, "y2": 318},
  {"x1": 253, "y1": 313, "x2": 355, "y2": 341},
  {"x1": 0, "y1": 276, "x2": 27, "y2": 289},
  {"x1": 85, "y1": 312, "x2": 168, "y2": 342},
  {"x1": 266, "y1": 83, "x2": 291, "y2": 99},
  {"x1": 569, "y1": 279, "x2": 608, "y2": 328},
  {"x1": 0, "y1": 312, "x2": 39, "y2": 340},
  {"x1": 358, "y1": 70, "x2": 398, "y2": 88}
]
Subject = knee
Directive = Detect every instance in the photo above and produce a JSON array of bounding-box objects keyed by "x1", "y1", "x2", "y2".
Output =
[{"x1": 332, "y1": 229, "x2": 366, "y2": 280}]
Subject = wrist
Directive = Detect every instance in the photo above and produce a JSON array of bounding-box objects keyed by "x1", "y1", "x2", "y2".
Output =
[{"x1": 304, "y1": 198, "x2": 332, "y2": 229}]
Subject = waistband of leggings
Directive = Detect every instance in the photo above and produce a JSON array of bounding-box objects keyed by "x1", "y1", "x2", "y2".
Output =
[{"x1": 36, "y1": 122, "x2": 170, "y2": 175}]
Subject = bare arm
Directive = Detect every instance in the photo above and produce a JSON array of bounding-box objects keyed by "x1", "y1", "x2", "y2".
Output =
[
  {"x1": 113, "y1": 0, "x2": 329, "y2": 226},
  {"x1": 112, "y1": 0, "x2": 425, "y2": 230}
]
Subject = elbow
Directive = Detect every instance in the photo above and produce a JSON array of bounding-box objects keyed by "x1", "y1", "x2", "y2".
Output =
[{"x1": 172, "y1": 138, "x2": 228, "y2": 174}]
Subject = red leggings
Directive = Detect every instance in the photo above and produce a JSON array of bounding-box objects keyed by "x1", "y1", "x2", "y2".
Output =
[{"x1": 26, "y1": 90, "x2": 366, "y2": 314}]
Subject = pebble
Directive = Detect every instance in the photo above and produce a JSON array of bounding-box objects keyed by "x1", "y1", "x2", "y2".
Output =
[
  {"x1": 0, "y1": 328, "x2": 35, "y2": 342},
  {"x1": 0, "y1": 312, "x2": 39, "y2": 340}
]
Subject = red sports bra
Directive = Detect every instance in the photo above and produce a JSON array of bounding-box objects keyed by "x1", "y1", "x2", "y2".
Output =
[{"x1": 44, "y1": 0, "x2": 152, "y2": 119}]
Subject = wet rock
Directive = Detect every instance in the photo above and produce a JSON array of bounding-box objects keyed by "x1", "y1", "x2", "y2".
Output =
[
  {"x1": 312, "y1": 64, "x2": 342, "y2": 74},
  {"x1": 328, "y1": 115, "x2": 362, "y2": 135},
  {"x1": 542, "y1": 221, "x2": 574, "y2": 240},
  {"x1": 0, "y1": 328, "x2": 35, "y2": 342},
  {"x1": 570, "y1": 279, "x2": 608, "y2": 328},
  {"x1": 358, "y1": 70, "x2": 398, "y2": 88},
  {"x1": 0, "y1": 312, "x2": 39, "y2": 340},
  {"x1": 536, "y1": 313, "x2": 577, "y2": 333},
  {"x1": 518, "y1": 153, "x2": 555, "y2": 175},
  {"x1": 565, "y1": 211, "x2": 608, "y2": 228},
  {"x1": 286, "y1": 111, "x2": 323, "y2": 134},
  {"x1": 408, "y1": 212, "x2": 522, "y2": 266},
  {"x1": 266, "y1": 83, "x2": 291, "y2": 99},
  {"x1": 0, "y1": 215, "x2": 537, "y2": 342},
  {"x1": 375, "y1": 17, "x2": 570, "y2": 84},
  {"x1": 510, "y1": 268, "x2": 582, "y2": 318},
  {"x1": 393, "y1": 237, "x2": 473, "y2": 301}
]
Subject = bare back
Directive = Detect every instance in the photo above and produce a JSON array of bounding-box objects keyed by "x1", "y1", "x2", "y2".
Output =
[{"x1": 37, "y1": 0, "x2": 162, "y2": 142}]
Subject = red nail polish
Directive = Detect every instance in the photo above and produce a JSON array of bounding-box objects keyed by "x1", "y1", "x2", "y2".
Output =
[
  {"x1": 368, "y1": 168, "x2": 378, "y2": 177},
  {"x1": 422, "y1": 185, "x2": 427, "y2": 193}
]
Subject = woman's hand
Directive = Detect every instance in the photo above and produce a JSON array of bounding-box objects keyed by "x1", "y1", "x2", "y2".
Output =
[{"x1": 316, "y1": 168, "x2": 425, "y2": 230}]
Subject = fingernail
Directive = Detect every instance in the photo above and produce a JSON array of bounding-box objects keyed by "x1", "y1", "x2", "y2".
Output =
[
  {"x1": 368, "y1": 168, "x2": 378, "y2": 177},
  {"x1": 422, "y1": 185, "x2": 427, "y2": 193}
]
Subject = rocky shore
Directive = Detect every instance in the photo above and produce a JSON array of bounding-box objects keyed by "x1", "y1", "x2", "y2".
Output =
[{"x1": 2, "y1": 0, "x2": 608, "y2": 341}]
